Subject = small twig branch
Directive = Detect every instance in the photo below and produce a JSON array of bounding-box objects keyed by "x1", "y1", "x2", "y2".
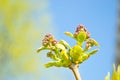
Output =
[
  {"x1": 37, "y1": 25, "x2": 99, "y2": 80},
  {"x1": 69, "y1": 64, "x2": 81, "y2": 80}
]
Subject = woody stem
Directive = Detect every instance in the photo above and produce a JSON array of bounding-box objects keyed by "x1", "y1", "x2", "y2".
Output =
[{"x1": 69, "y1": 64, "x2": 81, "y2": 80}]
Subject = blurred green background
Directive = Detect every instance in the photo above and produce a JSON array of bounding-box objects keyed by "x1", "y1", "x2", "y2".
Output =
[
  {"x1": 0, "y1": 0, "x2": 117, "y2": 80},
  {"x1": 0, "y1": 0, "x2": 55, "y2": 80}
]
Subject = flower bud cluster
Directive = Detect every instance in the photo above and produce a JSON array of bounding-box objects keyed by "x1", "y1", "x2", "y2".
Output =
[
  {"x1": 85, "y1": 39, "x2": 95, "y2": 49},
  {"x1": 42, "y1": 34, "x2": 58, "y2": 47},
  {"x1": 74, "y1": 24, "x2": 90, "y2": 39}
]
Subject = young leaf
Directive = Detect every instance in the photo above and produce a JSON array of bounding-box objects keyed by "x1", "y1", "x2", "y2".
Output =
[
  {"x1": 105, "y1": 72, "x2": 110, "y2": 80},
  {"x1": 70, "y1": 45, "x2": 83, "y2": 64},
  {"x1": 89, "y1": 49, "x2": 99, "y2": 55},
  {"x1": 60, "y1": 50, "x2": 69, "y2": 60},
  {"x1": 37, "y1": 47, "x2": 50, "y2": 53},
  {"x1": 82, "y1": 53, "x2": 89, "y2": 61},
  {"x1": 61, "y1": 60, "x2": 71, "y2": 67},
  {"x1": 47, "y1": 51, "x2": 59, "y2": 60},
  {"x1": 64, "y1": 32, "x2": 74, "y2": 38},
  {"x1": 76, "y1": 31, "x2": 86, "y2": 44},
  {"x1": 55, "y1": 43, "x2": 66, "y2": 50},
  {"x1": 37, "y1": 46, "x2": 46, "y2": 53},
  {"x1": 72, "y1": 45, "x2": 83, "y2": 55},
  {"x1": 91, "y1": 38, "x2": 99, "y2": 46},
  {"x1": 112, "y1": 65, "x2": 120, "y2": 80},
  {"x1": 59, "y1": 40, "x2": 71, "y2": 49},
  {"x1": 44, "y1": 61, "x2": 62, "y2": 68},
  {"x1": 44, "y1": 62, "x2": 55, "y2": 68}
]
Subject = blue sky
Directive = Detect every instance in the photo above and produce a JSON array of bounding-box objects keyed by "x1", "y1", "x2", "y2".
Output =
[
  {"x1": 40, "y1": 0, "x2": 118, "y2": 80},
  {"x1": 1, "y1": 0, "x2": 118, "y2": 80}
]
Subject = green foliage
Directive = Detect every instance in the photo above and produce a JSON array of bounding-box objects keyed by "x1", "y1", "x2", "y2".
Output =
[
  {"x1": 70, "y1": 45, "x2": 83, "y2": 64},
  {"x1": 89, "y1": 49, "x2": 99, "y2": 55},
  {"x1": 76, "y1": 31, "x2": 86, "y2": 45},
  {"x1": 105, "y1": 65, "x2": 120, "y2": 80},
  {"x1": 105, "y1": 72, "x2": 110, "y2": 80},
  {"x1": 0, "y1": 0, "x2": 53, "y2": 79},
  {"x1": 37, "y1": 25, "x2": 99, "y2": 68},
  {"x1": 64, "y1": 32, "x2": 74, "y2": 39}
]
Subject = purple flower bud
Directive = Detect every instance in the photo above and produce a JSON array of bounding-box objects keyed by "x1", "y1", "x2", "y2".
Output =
[
  {"x1": 42, "y1": 42, "x2": 47, "y2": 46},
  {"x1": 83, "y1": 27, "x2": 87, "y2": 32},
  {"x1": 85, "y1": 42, "x2": 91, "y2": 49},
  {"x1": 86, "y1": 32, "x2": 90, "y2": 39},
  {"x1": 47, "y1": 38, "x2": 51, "y2": 41},
  {"x1": 74, "y1": 31, "x2": 80, "y2": 36},
  {"x1": 42, "y1": 34, "x2": 58, "y2": 47},
  {"x1": 52, "y1": 39, "x2": 58, "y2": 45},
  {"x1": 45, "y1": 34, "x2": 52, "y2": 37},
  {"x1": 78, "y1": 24, "x2": 87, "y2": 31},
  {"x1": 74, "y1": 24, "x2": 91, "y2": 39}
]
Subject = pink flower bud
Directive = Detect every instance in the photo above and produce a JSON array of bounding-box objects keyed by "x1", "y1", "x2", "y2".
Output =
[{"x1": 86, "y1": 32, "x2": 90, "y2": 39}]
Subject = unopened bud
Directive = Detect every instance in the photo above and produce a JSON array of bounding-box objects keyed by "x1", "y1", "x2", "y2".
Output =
[
  {"x1": 45, "y1": 34, "x2": 52, "y2": 37},
  {"x1": 47, "y1": 52, "x2": 53, "y2": 57},
  {"x1": 74, "y1": 24, "x2": 90, "y2": 39},
  {"x1": 42, "y1": 34, "x2": 58, "y2": 48},
  {"x1": 52, "y1": 39, "x2": 58, "y2": 45},
  {"x1": 85, "y1": 42, "x2": 91, "y2": 50},
  {"x1": 86, "y1": 32, "x2": 90, "y2": 39}
]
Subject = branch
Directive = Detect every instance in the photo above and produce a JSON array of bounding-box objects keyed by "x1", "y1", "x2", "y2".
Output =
[{"x1": 69, "y1": 64, "x2": 81, "y2": 80}]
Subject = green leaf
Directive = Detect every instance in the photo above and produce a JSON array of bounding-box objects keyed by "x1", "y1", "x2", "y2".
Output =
[
  {"x1": 44, "y1": 61, "x2": 62, "y2": 68},
  {"x1": 89, "y1": 38, "x2": 99, "y2": 46},
  {"x1": 87, "y1": 38, "x2": 100, "y2": 47},
  {"x1": 76, "y1": 31, "x2": 86, "y2": 45},
  {"x1": 59, "y1": 40, "x2": 71, "y2": 49},
  {"x1": 44, "y1": 62, "x2": 55, "y2": 68},
  {"x1": 64, "y1": 32, "x2": 74, "y2": 38},
  {"x1": 72, "y1": 45, "x2": 83, "y2": 56},
  {"x1": 37, "y1": 47, "x2": 46, "y2": 53},
  {"x1": 55, "y1": 43, "x2": 66, "y2": 50},
  {"x1": 89, "y1": 49, "x2": 99, "y2": 55},
  {"x1": 61, "y1": 60, "x2": 71, "y2": 67},
  {"x1": 47, "y1": 52, "x2": 59, "y2": 60},
  {"x1": 60, "y1": 50, "x2": 69, "y2": 60},
  {"x1": 37, "y1": 47, "x2": 50, "y2": 53},
  {"x1": 104, "y1": 72, "x2": 110, "y2": 80},
  {"x1": 70, "y1": 45, "x2": 83, "y2": 64},
  {"x1": 112, "y1": 65, "x2": 120, "y2": 80},
  {"x1": 82, "y1": 53, "x2": 89, "y2": 61},
  {"x1": 37, "y1": 47, "x2": 44, "y2": 53},
  {"x1": 92, "y1": 39, "x2": 99, "y2": 46}
]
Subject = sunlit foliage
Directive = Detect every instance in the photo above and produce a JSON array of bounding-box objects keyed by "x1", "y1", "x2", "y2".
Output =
[
  {"x1": 0, "y1": 0, "x2": 53, "y2": 79},
  {"x1": 37, "y1": 24, "x2": 99, "y2": 68},
  {"x1": 105, "y1": 65, "x2": 120, "y2": 80}
]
